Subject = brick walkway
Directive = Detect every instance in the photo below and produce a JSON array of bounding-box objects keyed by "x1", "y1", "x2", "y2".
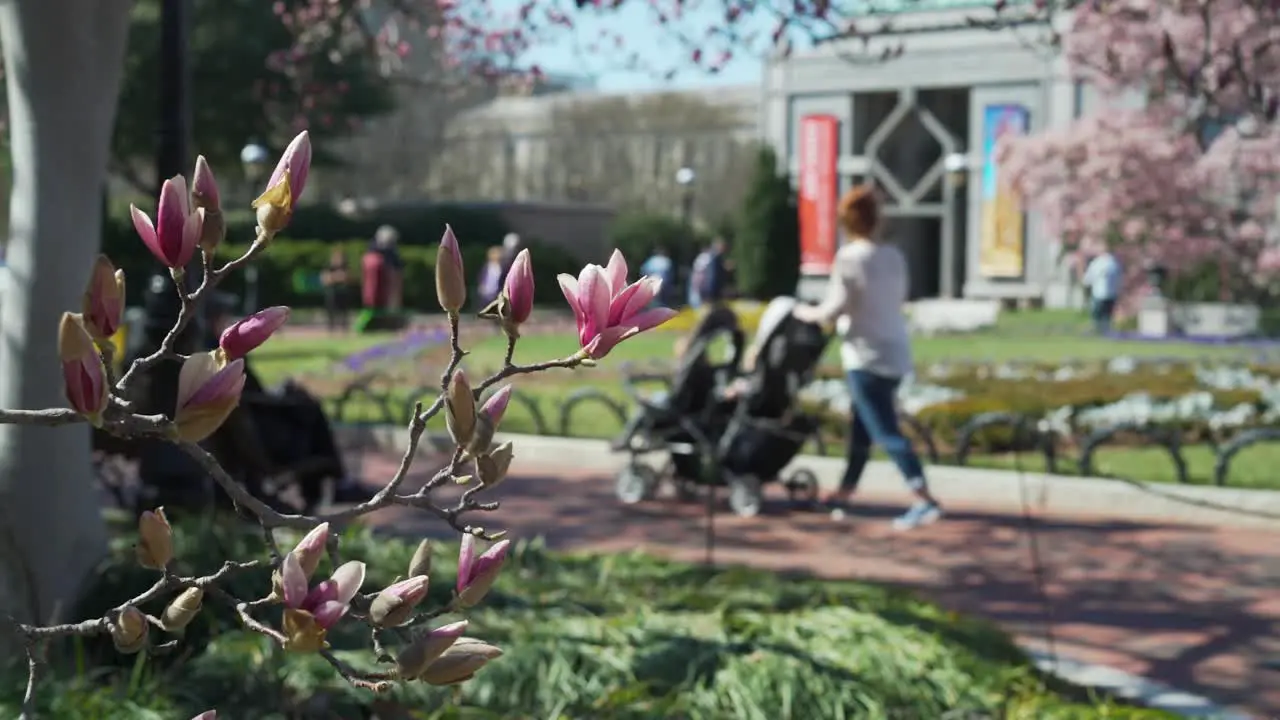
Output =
[{"x1": 347, "y1": 447, "x2": 1279, "y2": 717}]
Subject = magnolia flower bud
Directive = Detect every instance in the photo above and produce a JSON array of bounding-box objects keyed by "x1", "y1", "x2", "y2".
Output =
[
  {"x1": 252, "y1": 131, "x2": 311, "y2": 238},
  {"x1": 291, "y1": 522, "x2": 330, "y2": 580},
  {"x1": 161, "y1": 587, "x2": 204, "y2": 633},
  {"x1": 502, "y1": 248, "x2": 534, "y2": 326},
  {"x1": 369, "y1": 575, "x2": 430, "y2": 628},
  {"x1": 219, "y1": 306, "x2": 290, "y2": 361},
  {"x1": 455, "y1": 535, "x2": 511, "y2": 609},
  {"x1": 174, "y1": 352, "x2": 246, "y2": 442},
  {"x1": 198, "y1": 208, "x2": 226, "y2": 255},
  {"x1": 435, "y1": 225, "x2": 467, "y2": 315},
  {"x1": 475, "y1": 442, "x2": 515, "y2": 489},
  {"x1": 253, "y1": 180, "x2": 292, "y2": 239},
  {"x1": 191, "y1": 711, "x2": 217, "y2": 720},
  {"x1": 445, "y1": 370, "x2": 476, "y2": 447},
  {"x1": 58, "y1": 313, "x2": 109, "y2": 426},
  {"x1": 480, "y1": 385, "x2": 512, "y2": 427},
  {"x1": 81, "y1": 255, "x2": 125, "y2": 341},
  {"x1": 191, "y1": 155, "x2": 221, "y2": 212},
  {"x1": 132, "y1": 175, "x2": 202, "y2": 270},
  {"x1": 417, "y1": 637, "x2": 504, "y2": 686},
  {"x1": 136, "y1": 507, "x2": 173, "y2": 570},
  {"x1": 112, "y1": 606, "x2": 148, "y2": 654},
  {"x1": 395, "y1": 620, "x2": 467, "y2": 680},
  {"x1": 282, "y1": 607, "x2": 327, "y2": 653},
  {"x1": 407, "y1": 539, "x2": 433, "y2": 579}
]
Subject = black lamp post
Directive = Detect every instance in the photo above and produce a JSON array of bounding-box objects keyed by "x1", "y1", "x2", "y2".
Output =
[
  {"x1": 676, "y1": 166, "x2": 696, "y2": 227},
  {"x1": 135, "y1": 0, "x2": 194, "y2": 413}
]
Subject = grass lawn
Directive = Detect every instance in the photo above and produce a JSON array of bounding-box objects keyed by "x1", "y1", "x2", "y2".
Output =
[
  {"x1": 252, "y1": 322, "x2": 1280, "y2": 489},
  {"x1": 4, "y1": 521, "x2": 1174, "y2": 719}
]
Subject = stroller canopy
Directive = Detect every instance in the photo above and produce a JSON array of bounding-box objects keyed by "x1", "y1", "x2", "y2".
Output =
[{"x1": 741, "y1": 297, "x2": 831, "y2": 417}]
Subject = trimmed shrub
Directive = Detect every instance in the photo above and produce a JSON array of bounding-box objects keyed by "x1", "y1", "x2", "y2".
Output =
[{"x1": 103, "y1": 226, "x2": 582, "y2": 311}]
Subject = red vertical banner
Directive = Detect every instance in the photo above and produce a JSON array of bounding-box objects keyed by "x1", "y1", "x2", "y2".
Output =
[{"x1": 798, "y1": 114, "x2": 840, "y2": 275}]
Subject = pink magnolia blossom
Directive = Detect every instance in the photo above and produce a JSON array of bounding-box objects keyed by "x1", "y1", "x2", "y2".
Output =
[
  {"x1": 131, "y1": 175, "x2": 202, "y2": 270},
  {"x1": 455, "y1": 534, "x2": 510, "y2": 608},
  {"x1": 558, "y1": 250, "x2": 676, "y2": 359},
  {"x1": 479, "y1": 385, "x2": 512, "y2": 427},
  {"x1": 280, "y1": 553, "x2": 365, "y2": 630},
  {"x1": 174, "y1": 353, "x2": 247, "y2": 442},
  {"x1": 58, "y1": 313, "x2": 109, "y2": 426},
  {"x1": 219, "y1": 306, "x2": 291, "y2": 360},
  {"x1": 264, "y1": 131, "x2": 312, "y2": 207},
  {"x1": 502, "y1": 248, "x2": 534, "y2": 324}
]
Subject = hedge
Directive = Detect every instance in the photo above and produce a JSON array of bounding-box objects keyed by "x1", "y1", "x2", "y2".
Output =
[{"x1": 103, "y1": 224, "x2": 583, "y2": 311}]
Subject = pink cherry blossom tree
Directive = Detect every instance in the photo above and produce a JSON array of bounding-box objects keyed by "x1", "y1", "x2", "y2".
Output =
[{"x1": 997, "y1": 0, "x2": 1280, "y2": 304}]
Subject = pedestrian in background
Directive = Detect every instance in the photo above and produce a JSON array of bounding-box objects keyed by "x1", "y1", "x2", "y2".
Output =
[
  {"x1": 1081, "y1": 245, "x2": 1122, "y2": 334},
  {"x1": 320, "y1": 246, "x2": 350, "y2": 332},
  {"x1": 791, "y1": 184, "x2": 944, "y2": 531}
]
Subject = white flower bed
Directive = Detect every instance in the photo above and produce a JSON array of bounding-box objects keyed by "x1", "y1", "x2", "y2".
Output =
[{"x1": 802, "y1": 358, "x2": 1279, "y2": 435}]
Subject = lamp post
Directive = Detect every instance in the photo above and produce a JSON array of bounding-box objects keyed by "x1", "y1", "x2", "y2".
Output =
[
  {"x1": 240, "y1": 141, "x2": 270, "y2": 314},
  {"x1": 943, "y1": 152, "x2": 970, "y2": 187},
  {"x1": 676, "y1": 167, "x2": 696, "y2": 227},
  {"x1": 136, "y1": 0, "x2": 194, "y2": 413}
]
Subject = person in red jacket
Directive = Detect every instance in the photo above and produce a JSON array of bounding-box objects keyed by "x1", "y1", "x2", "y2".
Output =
[{"x1": 361, "y1": 242, "x2": 386, "y2": 310}]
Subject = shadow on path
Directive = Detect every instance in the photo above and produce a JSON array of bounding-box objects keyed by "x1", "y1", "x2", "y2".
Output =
[{"x1": 352, "y1": 449, "x2": 1280, "y2": 717}]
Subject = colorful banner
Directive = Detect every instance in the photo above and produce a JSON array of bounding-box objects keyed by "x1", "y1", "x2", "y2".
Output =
[
  {"x1": 978, "y1": 104, "x2": 1029, "y2": 279},
  {"x1": 797, "y1": 115, "x2": 840, "y2": 275}
]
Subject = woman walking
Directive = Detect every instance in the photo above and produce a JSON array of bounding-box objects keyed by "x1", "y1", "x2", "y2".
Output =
[{"x1": 791, "y1": 185, "x2": 943, "y2": 530}]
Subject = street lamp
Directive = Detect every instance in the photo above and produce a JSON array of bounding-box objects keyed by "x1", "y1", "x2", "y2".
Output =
[
  {"x1": 240, "y1": 141, "x2": 271, "y2": 314},
  {"x1": 943, "y1": 152, "x2": 970, "y2": 187},
  {"x1": 240, "y1": 141, "x2": 270, "y2": 186},
  {"x1": 676, "y1": 166, "x2": 696, "y2": 227}
]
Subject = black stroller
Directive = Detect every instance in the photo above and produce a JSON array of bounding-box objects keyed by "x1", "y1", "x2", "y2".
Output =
[{"x1": 612, "y1": 297, "x2": 831, "y2": 517}]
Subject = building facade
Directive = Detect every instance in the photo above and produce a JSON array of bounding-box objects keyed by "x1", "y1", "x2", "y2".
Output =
[{"x1": 761, "y1": 4, "x2": 1081, "y2": 305}]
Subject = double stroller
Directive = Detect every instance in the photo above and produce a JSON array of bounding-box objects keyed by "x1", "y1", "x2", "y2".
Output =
[{"x1": 612, "y1": 297, "x2": 831, "y2": 517}]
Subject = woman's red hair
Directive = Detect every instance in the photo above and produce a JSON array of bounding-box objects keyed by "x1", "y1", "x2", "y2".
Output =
[{"x1": 837, "y1": 184, "x2": 881, "y2": 239}]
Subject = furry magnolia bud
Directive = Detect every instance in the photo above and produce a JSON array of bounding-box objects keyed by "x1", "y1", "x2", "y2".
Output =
[
  {"x1": 435, "y1": 225, "x2": 467, "y2": 314},
  {"x1": 395, "y1": 621, "x2": 467, "y2": 680},
  {"x1": 112, "y1": 606, "x2": 148, "y2": 654},
  {"x1": 161, "y1": 587, "x2": 204, "y2": 633},
  {"x1": 475, "y1": 442, "x2": 515, "y2": 489},
  {"x1": 136, "y1": 507, "x2": 173, "y2": 570},
  {"x1": 368, "y1": 575, "x2": 430, "y2": 628},
  {"x1": 445, "y1": 370, "x2": 476, "y2": 447},
  {"x1": 407, "y1": 539, "x2": 433, "y2": 579},
  {"x1": 417, "y1": 637, "x2": 504, "y2": 686}
]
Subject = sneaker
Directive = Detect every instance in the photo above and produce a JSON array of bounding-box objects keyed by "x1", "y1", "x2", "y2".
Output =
[{"x1": 892, "y1": 501, "x2": 942, "y2": 531}]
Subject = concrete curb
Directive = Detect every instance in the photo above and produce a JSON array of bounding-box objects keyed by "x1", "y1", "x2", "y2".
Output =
[
  {"x1": 337, "y1": 425, "x2": 1280, "y2": 529},
  {"x1": 1023, "y1": 650, "x2": 1248, "y2": 719}
]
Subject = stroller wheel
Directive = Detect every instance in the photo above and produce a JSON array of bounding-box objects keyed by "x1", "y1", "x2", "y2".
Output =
[
  {"x1": 727, "y1": 475, "x2": 763, "y2": 518},
  {"x1": 784, "y1": 469, "x2": 820, "y2": 505},
  {"x1": 616, "y1": 462, "x2": 659, "y2": 505}
]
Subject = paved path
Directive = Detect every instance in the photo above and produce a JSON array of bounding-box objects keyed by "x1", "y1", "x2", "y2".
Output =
[{"x1": 342, "y1": 446, "x2": 1280, "y2": 718}]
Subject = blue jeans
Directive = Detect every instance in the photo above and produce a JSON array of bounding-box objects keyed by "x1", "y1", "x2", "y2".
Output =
[
  {"x1": 841, "y1": 370, "x2": 928, "y2": 494},
  {"x1": 1090, "y1": 297, "x2": 1116, "y2": 334}
]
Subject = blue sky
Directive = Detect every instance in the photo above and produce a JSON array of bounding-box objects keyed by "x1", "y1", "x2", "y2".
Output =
[{"x1": 516, "y1": 2, "x2": 771, "y2": 92}]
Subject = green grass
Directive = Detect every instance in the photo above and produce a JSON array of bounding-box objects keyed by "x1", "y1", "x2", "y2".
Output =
[
  {"x1": 3, "y1": 521, "x2": 1174, "y2": 719},
  {"x1": 251, "y1": 324, "x2": 1280, "y2": 489}
]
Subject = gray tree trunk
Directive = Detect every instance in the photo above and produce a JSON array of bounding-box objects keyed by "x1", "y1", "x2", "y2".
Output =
[{"x1": 0, "y1": 0, "x2": 132, "y2": 647}]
